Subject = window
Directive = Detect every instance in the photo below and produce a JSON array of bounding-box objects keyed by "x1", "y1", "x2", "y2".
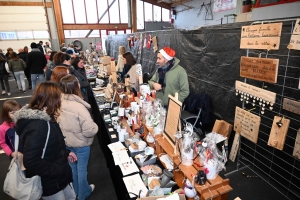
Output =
[
  {"x1": 137, "y1": 0, "x2": 144, "y2": 29},
  {"x1": 97, "y1": 0, "x2": 109, "y2": 23},
  {"x1": 108, "y1": 30, "x2": 116, "y2": 35},
  {"x1": 64, "y1": 30, "x2": 89, "y2": 38},
  {"x1": 108, "y1": 0, "x2": 120, "y2": 23},
  {"x1": 153, "y1": 5, "x2": 161, "y2": 22},
  {"x1": 86, "y1": 0, "x2": 98, "y2": 23},
  {"x1": 17, "y1": 31, "x2": 33, "y2": 39},
  {"x1": 117, "y1": 30, "x2": 125, "y2": 35},
  {"x1": 101, "y1": 30, "x2": 107, "y2": 37},
  {"x1": 144, "y1": 2, "x2": 153, "y2": 21},
  {"x1": 126, "y1": 29, "x2": 132, "y2": 34},
  {"x1": 162, "y1": 8, "x2": 170, "y2": 22},
  {"x1": 0, "y1": 32, "x2": 17, "y2": 40},
  {"x1": 33, "y1": 31, "x2": 49, "y2": 39},
  {"x1": 60, "y1": 0, "x2": 74, "y2": 23},
  {"x1": 119, "y1": 0, "x2": 128, "y2": 23},
  {"x1": 73, "y1": 0, "x2": 86, "y2": 23},
  {"x1": 89, "y1": 30, "x2": 100, "y2": 37}
]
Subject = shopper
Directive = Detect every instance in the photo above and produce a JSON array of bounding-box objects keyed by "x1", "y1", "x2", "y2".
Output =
[
  {"x1": 45, "y1": 51, "x2": 57, "y2": 80},
  {"x1": 8, "y1": 52, "x2": 27, "y2": 93},
  {"x1": 44, "y1": 41, "x2": 52, "y2": 53},
  {"x1": 18, "y1": 48, "x2": 31, "y2": 89},
  {"x1": 50, "y1": 66, "x2": 70, "y2": 84},
  {"x1": 0, "y1": 55, "x2": 10, "y2": 95},
  {"x1": 57, "y1": 74, "x2": 98, "y2": 200},
  {"x1": 37, "y1": 41, "x2": 44, "y2": 53},
  {"x1": 5, "y1": 47, "x2": 14, "y2": 63},
  {"x1": 46, "y1": 52, "x2": 71, "y2": 80},
  {"x1": 149, "y1": 46, "x2": 190, "y2": 106},
  {"x1": 26, "y1": 42, "x2": 47, "y2": 90},
  {"x1": 121, "y1": 52, "x2": 138, "y2": 91},
  {"x1": 71, "y1": 57, "x2": 92, "y2": 103},
  {"x1": 0, "y1": 100, "x2": 22, "y2": 159},
  {"x1": 14, "y1": 81, "x2": 76, "y2": 200}
]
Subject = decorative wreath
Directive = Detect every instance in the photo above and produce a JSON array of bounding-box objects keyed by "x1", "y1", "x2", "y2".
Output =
[{"x1": 72, "y1": 39, "x2": 82, "y2": 51}]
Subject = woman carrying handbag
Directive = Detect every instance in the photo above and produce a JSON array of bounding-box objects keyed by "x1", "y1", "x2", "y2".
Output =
[{"x1": 13, "y1": 82, "x2": 77, "y2": 200}]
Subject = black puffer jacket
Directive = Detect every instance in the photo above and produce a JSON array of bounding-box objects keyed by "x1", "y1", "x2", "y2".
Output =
[
  {"x1": 0, "y1": 60, "x2": 9, "y2": 75},
  {"x1": 14, "y1": 106, "x2": 73, "y2": 196}
]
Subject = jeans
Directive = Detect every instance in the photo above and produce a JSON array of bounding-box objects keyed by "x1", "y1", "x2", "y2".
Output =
[
  {"x1": 14, "y1": 71, "x2": 26, "y2": 91},
  {"x1": 0, "y1": 74, "x2": 10, "y2": 92},
  {"x1": 31, "y1": 74, "x2": 45, "y2": 90},
  {"x1": 42, "y1": 183, "x2": 76, "y2": 200},
  {"x1": 67, "y1": 146, "x2": 92, "y2": 200}
]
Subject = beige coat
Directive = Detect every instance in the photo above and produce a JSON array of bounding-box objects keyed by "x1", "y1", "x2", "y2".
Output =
[{"x1": 57, "y1": 94, "x2": 98, "y2": 148}]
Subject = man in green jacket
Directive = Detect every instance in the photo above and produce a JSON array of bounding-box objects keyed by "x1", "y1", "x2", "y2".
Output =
[{"x1": 148, "y1": 47, "x2": 189, "y2": 106}]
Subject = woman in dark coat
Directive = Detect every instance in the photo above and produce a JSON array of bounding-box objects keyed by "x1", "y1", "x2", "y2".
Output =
[{"x1": 14, "y1": 82, "x2": 77, "y2": 200}]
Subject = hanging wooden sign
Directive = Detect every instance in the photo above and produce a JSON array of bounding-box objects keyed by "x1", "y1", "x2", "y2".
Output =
[
  {"x1": 240, "y1": 56, "x2": 279, "y2": 83},
  {"x1": 282, "y1": 98, "x2": 300, "y2": 115},
  {"x1": 293, "y1": 129, "x2": 300, "y2": 159},
  {"x1": 240, "y1": 23, "x2": 282, "y2": 50},
  {"x1": 292, "y1": 19, "x2": 300, "y2": 35},
  {"x1": 268, "y1": 116, "x2": 290, "y2": 151},
  {"x1": 287, "y1": 34, "x2": 300, "y2": 50},
  {"x1": 235, "y1": 80, "x2": 276, "y2": 104},
  {"x1": 234, "y1": 106, "x2": 261, "y2": 144},
  {"x1": 229, "y1": 132, "x2": 240, "y2": 162}
]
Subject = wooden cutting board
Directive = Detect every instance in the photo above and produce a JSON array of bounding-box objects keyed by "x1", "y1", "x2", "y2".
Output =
[
  {"x1": 293, "y1": 129, "x2": 300, "y2": 159},
  {"x1": 268, "y1": 116, "x2": 290, "y2": 150}
]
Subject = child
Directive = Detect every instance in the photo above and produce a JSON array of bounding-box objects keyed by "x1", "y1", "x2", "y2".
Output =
[{"x1": 0, "y1": 100, "x2": 22, "y2": 159}]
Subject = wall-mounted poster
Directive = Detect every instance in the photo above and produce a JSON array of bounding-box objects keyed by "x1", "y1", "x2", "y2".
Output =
[{"x1": 214, "y1": 0, "x2": 236, "y2": 13}]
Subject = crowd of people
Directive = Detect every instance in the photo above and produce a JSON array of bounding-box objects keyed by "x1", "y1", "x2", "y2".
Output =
[{"x1": 0, "y1": 41, "x2": 99, "y2": 200}]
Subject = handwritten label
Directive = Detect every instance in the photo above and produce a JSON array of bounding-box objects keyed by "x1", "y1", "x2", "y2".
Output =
[
  {"x1": 240, "y1": 56, "x2": 279, "y2": 83},
  {"x1": 229, "y1": 133, "x2": 240, "y2": 162},
  {"x1": 234, "y1": 107, "x2": 261, "y2": 144},
  {"x1": 235, "y1": 80, "x2": 276, "y2": 104},
  {"x1": 241, "y1": 23, "x2": 282, "y2": 38},
  {"x1": 240, "y1": 37, "x2": 280, "y2": 50},
  {"x1": 240, "y1": 23, "x2": 282, "y2": 50},
  {"x1": 288, "y1": 34, "x2": 300, "y2": 50},
  {"x1": 292, "y1": 19, "x2": 300, "y2": 35},
  {"x1": 268, "y1": 116, "x2": 290, "y2": 151},
  {"x1": 293, "y1": 129, "x2": 300, "y2": 159},
  {"x1": 282, "y1": 98, "x2": 300, "y2": 115}
]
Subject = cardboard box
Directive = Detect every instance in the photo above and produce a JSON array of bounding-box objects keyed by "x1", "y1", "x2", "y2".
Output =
[
  {"x1": 147, "y1": 177, "x2": 172, "y2": 195},
  {"x1": 139, "y1": 194, "x2": 185, "y2": 200},
  {"x1": 135, "y1": 153, "x2": 157, "y2": 167}
]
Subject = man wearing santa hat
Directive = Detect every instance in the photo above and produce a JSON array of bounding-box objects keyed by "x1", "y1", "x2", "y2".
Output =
[{"x1": 149, "y1": 46, "x2": 189, "y2": 106}]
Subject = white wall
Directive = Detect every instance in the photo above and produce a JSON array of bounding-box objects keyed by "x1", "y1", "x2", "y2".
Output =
[
  {"x1": 174, "y1": 0, "x2": 240, "y2": 30},
  {"x1": 0, "y1": 4, "x2": 51, "y2": 53}
]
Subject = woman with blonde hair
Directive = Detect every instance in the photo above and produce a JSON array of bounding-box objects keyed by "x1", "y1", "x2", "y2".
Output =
[
  {"x1": 116, "y1": 46, "x2": 126, "y2": 73},
  {"x1": 57, "y1": 74, "x2": 98, "y2": 200}
]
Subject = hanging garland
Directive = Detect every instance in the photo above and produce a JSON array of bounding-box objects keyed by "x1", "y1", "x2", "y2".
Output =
[{"x1": 72, "y1": 39, "x2": 82, "y2": 51}]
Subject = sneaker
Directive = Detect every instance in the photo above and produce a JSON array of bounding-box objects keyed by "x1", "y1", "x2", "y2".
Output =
[
  {"x1": 23, "y1": 91, "x2": 27, "y2": 93},
  {"x1": 90, "y1": 184, "x2": 95, "y2": 192},
  {"x1": 2, "y1": 90, "x2": 5, "y2": 95},
  {"x1": 7, "y1": 92, "x2": 11, "y2": 96}
]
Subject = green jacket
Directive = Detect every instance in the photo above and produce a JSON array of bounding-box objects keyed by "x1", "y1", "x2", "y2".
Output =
[{"x1": 149, "y1": 57, "x2": 189, "y2": 106}]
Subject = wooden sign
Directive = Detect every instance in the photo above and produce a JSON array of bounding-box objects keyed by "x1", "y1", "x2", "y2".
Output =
[
  {"x1": 212, "y1": 120, "x2": 233, "y2": 138},
  {"x1": 163, "y1": 94, "x2": 182, "y2": 147},
  {"x1": 240, "y1": 37, "x2": 280, "y2": 50},
  {"x1": 240, "y1": 23, "x2": 282, "y2": 50},
  {"x1": 292, "y1": 19, "x2": 300, "y2": 35},
  {"x1": 287, "y1": 34, "x2": 300, "y2": 50},
  {"x1": 268, "y1": 116, "x2": 290, "y2": 150},
  {"x1": 234, "y1": 107, "x2": 261, "y2": 143},
  {"x1": 229, "y1": 133, "x2": 240, "y2": 162},
  {"x1": 241, "y1": 23, "x2": 282, "y2": 38},
  {"x1": 293, "y1": 129, "x2": 300, "y2": 159},
  {"x1": 235, "y1": 80, "x2": 276, "y2": 104},
  {"x1": 282, "y1": 98, "x2": 300, "y2": 115},
  {"x1": 240, "y1": 56, "x2": 279, "y2": 83}
]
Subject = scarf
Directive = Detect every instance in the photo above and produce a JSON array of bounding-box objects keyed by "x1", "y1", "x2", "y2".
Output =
[{"x1": 158, "y1": 59, "x2": 175, "y2": 88}]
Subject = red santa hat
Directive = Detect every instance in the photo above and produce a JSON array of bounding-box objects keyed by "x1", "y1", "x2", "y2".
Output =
[{"x1": 159, "y1": 47, "x2": 175, "y2": 61}]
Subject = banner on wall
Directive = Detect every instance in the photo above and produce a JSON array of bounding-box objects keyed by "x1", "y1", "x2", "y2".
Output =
[{"x1": 214, "y1": 0, "x2": 236, "y2": 12}]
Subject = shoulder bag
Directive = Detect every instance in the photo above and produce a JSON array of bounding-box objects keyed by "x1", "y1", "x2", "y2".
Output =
[{"x1": 3, "y1": 121, "x2": 50, "y2": 200}]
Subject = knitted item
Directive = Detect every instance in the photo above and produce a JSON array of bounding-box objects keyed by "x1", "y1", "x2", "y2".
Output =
[{"x1": 152, "y1": 36, "x2": 158, "y2": 53}]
